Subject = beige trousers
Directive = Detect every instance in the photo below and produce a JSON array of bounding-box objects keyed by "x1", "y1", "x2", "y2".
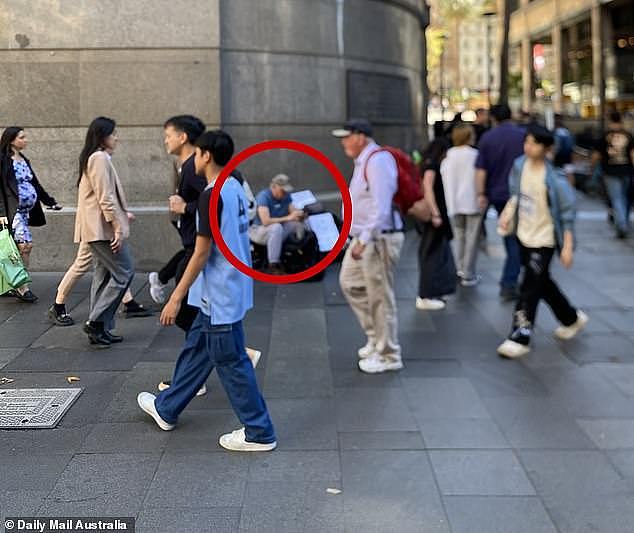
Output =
[{"x1": 339, "y1": 233, "x2": 404, "y2": 363}]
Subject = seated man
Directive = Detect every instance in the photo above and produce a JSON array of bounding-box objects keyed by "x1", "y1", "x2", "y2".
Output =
[{"x1": 249, "y1": 174, "x2": 305, "y2": 273}]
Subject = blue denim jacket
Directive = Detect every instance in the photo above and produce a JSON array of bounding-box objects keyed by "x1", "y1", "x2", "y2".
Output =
[{"x1": 508, "y1": 155, "x2": 576, "y2": 251}]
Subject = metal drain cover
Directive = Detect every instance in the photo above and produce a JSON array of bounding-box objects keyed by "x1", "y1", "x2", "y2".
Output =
[{"x1": 0, "y1": 388, "x2": 82, "y2": 429}]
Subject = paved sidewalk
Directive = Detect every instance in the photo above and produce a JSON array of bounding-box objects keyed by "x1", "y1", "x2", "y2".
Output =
[{"x1": 1, "y1": 203, "x2": 634, "y2": 533}]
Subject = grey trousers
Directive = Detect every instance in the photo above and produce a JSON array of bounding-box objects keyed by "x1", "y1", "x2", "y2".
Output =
[
  {"x1": 88, "y1": 240, "x2": 134, "y2": 330},
  {"x1": 249, "y1": 221, "x2": 306, "y2": 264},
  {"x1": 451, "y1": 214, "x2": 482, "y2": 279}
]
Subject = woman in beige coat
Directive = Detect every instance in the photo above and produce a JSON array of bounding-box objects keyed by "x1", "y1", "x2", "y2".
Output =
[{"x1": 76, "y1": 117, "x2": 135, "y2": 347}]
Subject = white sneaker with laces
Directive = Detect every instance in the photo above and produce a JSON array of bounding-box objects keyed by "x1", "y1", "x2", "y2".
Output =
[
  {"x1": 219, "y1": 427, "x2": 277, "y2": 452},
  {"x1": 357, "y1": 341, "x2": 376, "y2": 359},
  {"x1": 137, "y1": 392, "x2": 175, "y2": 431},
  {"x1": 497, "y1": 339, "x2": 530, "y2": 359},
  {"x1": 554, "y1": 310, "x2": 589, "y2": 340},
  {"x1": 416, "y1": 297, "x2": 446, "y2": 310},
  {"x1": 148, "y1": 272, "x2": 167, "y2": 304},
  {"x1": 246, "y1": 347, "x2": 262, "y2": 368},
  {"x1": 358, "y1": 356, "x2": 403, "y2": 374}
]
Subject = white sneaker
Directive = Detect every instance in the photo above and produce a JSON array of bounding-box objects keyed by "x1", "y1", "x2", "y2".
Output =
[
  {"x1": 148, "y1": 272, "x2": 167, "y2": 304},
  {"x1": 246, "y1": 347, "x2": 261, "y2": 368},
  {"x1": 460, "y1": 275, "x2": 480, "y2": 287},
  {"x1": 219, "y1": 427, "x2": 277, "y2": 452},
  {"x1": 416, "y1": 297, "x2": 446, "y2": 310},
  {"x1": 137, "y1": 392, "x2": 175, "y2": 431},
  {"x1": 357, "y1": 341, "x2": 376, "y2": 359},
  {"x1": 157, "y1": 380, "x2": 207, "y2": 396},
  {"x1": 497, "y1": 339, "x2": 531, "y2": 359},
  {"x1": 554, "y1": 310, "x2": 589, "y2": 340},
  {"x1": 358, "y1": 356, "x2": 403, "y2": 374}
]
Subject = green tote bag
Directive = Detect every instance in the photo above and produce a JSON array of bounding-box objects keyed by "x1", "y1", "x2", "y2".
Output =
[{"x1": 0, "y1": 225, "x2": 31, "y2": 292}]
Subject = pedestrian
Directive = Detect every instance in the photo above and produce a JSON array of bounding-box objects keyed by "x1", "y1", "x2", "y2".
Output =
[
  {"x1": 497, "y1": 125, "x2": 588, "y2": 359},
  {"x1": 553, "y1": 114, "x2": 576, "y2": 186},
  {"x1": 476, "y1": 104, "x2": 526, "y2": 300},
  {"x1": 75, "y1": 117, "x2": 135, "y2": 347},
  {"x1": 0, "y1": 127, "x2": 62, "y2": 303},
  {"x1": 48, "y1": 242, "x2": 152, "y2": 327},
  {"x1": 441, "y1": 124, "x2": 481, "y2": 287},
  {"x1": 137, "y1": 130, "x2": 276, "y2": 452},
  {"x1": 148, "y1": 115, "x2": 207, "y2": 332},
  {"x1": 332, "y1": 119, "x2": 404, "y2": 374},
  {"x1": 593, "y1": 111, "x2": 634, "y2": 239},
  {"x1": 415, "y1": 138, "x2": 457, "y2": 310},
  {"x1": 473, "y1": 108, "x2": 490, "y2": 145}
]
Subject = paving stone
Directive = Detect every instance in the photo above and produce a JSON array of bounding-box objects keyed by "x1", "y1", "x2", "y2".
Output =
[
  {"x1": 560, "y1": 332, "x2": 634, "y2": 364},
  {"x1": 145, "y1": 452, "x2": 249, "y2": 508},
  {"x1": 264, "y1": 358, "x2": 333, "y2": 398},
  {"x1": 335, "y1": 387, "x2": 418, "y2": 432},
  {"x1": 0, "y1": 454, "x2": 72, "y2": 491},
  {"x1": 249, "y1": 451, "x2": 340, "y2": 482},
  {"x1": 577, "y1": 419, "x2": 634, "y2": 449},
  {"x1": 460, "y1": 360, "x2": 548, "y2": 397},
  {"x1": 546, "y1": 495, "x2": 634, "y2": 533},
  {"x1": 137, "y1": 507, "x2": 241, "y2": 533},
  {"x1": 402, "y1": 378, "x2": 490, "y2": 420},
  {"x1": 0, "y1": 489, "x2": 50, "y2": 523},
  {"x1": 331, "y1": 365, "x2": 403, "y2": 388},
  {"x1": 593, "y1": 363, "x2": 634, "y2": 396},
  {"x1": 429, "y1": 450, "x2": 535, "y2": 496},
  {"x1": 40, "y1": 453, "x2": 160, "y2": 516},
  {"x1": 338, "y1": 431, "x2": 425, "y2": 451},
  {"x1": 80, "y1": 421, "x2": 171, "y2": 453},
  {"x1": 0, "y1": 426, "x2": 90, "y2": 455},
  {"x1": 483, "y1": 396, "x2": 597, "y2": 449},
  {"x1": 266, "y1": 398, "x2": 338, "y2": 451},
  {"x1": 444, "y1": 496, "x2": 557, "y2": 533},
  {"x1": 400, "y1": 359, "x2": 463, "y2": 378},
  {"x1": 608, "y1": 450, "x2": 634, "y2": 478},
  {"x1": 239, "y1": 481, "x2": 343, "y2": 533},
  {"x1": 420, "y1": 418, "x2": 510, "y2": 449},
  {"x1": 275, "y1": 283, "x2": 324, "y2": 308},
  {"x1": 589, "y1": 309, "x2": 634, "y2": 333},
  {"x1": 342, "y1": 450, "x2": 450, "y2": 532},
  {"x1": 0, "y1": 348, "x2": 21, "y2": 370}
]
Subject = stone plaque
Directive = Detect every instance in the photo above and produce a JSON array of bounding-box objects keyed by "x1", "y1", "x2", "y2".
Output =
[{"x1": 347, "y1": 70, "x2": 412, "y2": 124}]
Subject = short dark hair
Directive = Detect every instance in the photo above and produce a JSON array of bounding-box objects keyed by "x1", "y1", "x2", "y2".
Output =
[
  {"x1": 609, "y1": 111, "x2": 622, "y2": 124},
  {"x1": 490, "y1": 104, "x2": 512, "y2": 123},
  {"x1": 164, "y1": 115, "x2": 206, "y2": 144},
  {"x1": 526, "y1": 124, "x2": 555, "y2": 148},
  {"x1": 195, "y1": 130, "x2": 234, "y2": 167}
]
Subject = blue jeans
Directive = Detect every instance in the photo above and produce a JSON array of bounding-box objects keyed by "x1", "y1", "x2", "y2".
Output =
[
  {"x1": 155, "y1": 312, "x2": 276, "y2": 444},
  {"x1": 604, "y1": 175, "x2": 631, "y2": 234},
  {"x1": 492, "y1": 201, "x2": 521, "y2": 289}
]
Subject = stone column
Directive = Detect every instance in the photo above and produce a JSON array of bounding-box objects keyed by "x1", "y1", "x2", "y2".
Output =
[
  {"x1": 551, "y1": 24, "x2": 563, "y2": 114},
  {"x1": 591, "y1": 1, "x2": 604, "y2": 120},
  {"x1": 521, "y1": 36, "x2": 532, "y2": 112}
]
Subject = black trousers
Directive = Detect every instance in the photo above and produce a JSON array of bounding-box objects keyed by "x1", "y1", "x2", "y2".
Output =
[
  {"x1": 514, "y1": 244, "x2": 577, "y2": 329},
  {"x1": 159, "y1": 247, "x2": 198, "y2": 332}
]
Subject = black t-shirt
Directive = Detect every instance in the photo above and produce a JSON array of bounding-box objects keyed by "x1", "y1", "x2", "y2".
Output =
[
  {"x1": 196, "y1": 186, "x2": 223, "y2": 240},
  {"x1": 418, "y1": 163, "x2": 453, "y2": 241},
  {"x1": 596, "y1": 129, "x2": 634, "y2": 177},
  {"x1": 177, "y1": 155, "x2": 208, "y2": 248}
]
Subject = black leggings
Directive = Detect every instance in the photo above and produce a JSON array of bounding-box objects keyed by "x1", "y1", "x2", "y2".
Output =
[
  {"x1": 514, "y1": 244, "x2": 577, "y2": 328},
  {"x1": 159, "y1": 247, "x2": 198, "y2": 332}
]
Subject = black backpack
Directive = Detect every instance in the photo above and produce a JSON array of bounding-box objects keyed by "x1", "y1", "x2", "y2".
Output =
[{"x1": 281, "y1": 229, "x2": 324, "y2": 281}]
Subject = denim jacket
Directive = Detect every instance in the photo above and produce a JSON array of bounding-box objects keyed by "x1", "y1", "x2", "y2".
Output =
[{"x1": 508, "y1": 155, "x2": 576, "y2": 251}]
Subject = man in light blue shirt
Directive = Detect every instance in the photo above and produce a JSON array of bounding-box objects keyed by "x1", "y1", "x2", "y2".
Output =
[{"x1": 137, "y1": 130, "x2": 276, "y2": 452}]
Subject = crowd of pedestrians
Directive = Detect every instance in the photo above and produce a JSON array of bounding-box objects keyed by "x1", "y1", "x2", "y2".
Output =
[{"x1": 0, "y1": 104, "x2": 632, "y2": 451}]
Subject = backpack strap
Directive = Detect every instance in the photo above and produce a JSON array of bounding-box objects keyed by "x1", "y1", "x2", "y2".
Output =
[{"x1": 363, "y1": 148, "x2": 390, "y2": 187}]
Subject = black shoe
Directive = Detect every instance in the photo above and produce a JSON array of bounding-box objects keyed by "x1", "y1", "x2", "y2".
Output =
[
  {"x1": 48, "y1": 304, "x2": 75, "y2": 326},
  {"x1": 616, "y1": 230, "x2": 628, "y2": 239},
  {"x1": 83, "y1": 321, "x2": 111, "y2": 348},
  {"x1": 15, "y1": 289, "x2": 38, "y2": 303},
  {"x1": 499, "y1": 286, "x2": 519, "y2": 302},
  {"x1": 123, "y1": 300, "x2": 154, "y2": 318},
  {"x1": 104, "y1": 331, "x2": 123, "y2": 343},
  {"x1": 1, "y1": 289, "x2": 17, "y2": 298}
]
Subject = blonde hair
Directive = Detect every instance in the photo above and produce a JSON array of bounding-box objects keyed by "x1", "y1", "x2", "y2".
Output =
[{"x1": 451, "y1": 124, "x2": 474, "y2": 147}]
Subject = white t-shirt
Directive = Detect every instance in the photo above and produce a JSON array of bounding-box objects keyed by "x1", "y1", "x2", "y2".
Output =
[
  {"x1": 517, "y1": 162, "x2": 555, "y2": 248},
  {"x1": 440, "y1": 146, "x2": 479, "y2": 216}
]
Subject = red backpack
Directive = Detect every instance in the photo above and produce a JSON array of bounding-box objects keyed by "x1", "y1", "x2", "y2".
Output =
[{"x1": 364, "y1": 147, "x2": 423, "y2": 215}]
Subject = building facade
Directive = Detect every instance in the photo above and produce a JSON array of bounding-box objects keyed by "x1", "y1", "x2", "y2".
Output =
[
  {"x1": 0, "y1": 0, "x2": 428, "y2": 270},
  {"x1": 509, "y1": 0, "x2": 634, "y2": 118}
]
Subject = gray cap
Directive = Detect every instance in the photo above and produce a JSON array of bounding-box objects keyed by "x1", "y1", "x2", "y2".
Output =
[
  {"x1": 271, "y1": 173, "x2": 294, "y2": 192},
  {"x1": 331, "y1": 118, "x2": 373, "y2": 138}
]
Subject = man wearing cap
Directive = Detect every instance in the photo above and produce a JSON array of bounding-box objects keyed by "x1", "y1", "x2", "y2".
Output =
[
  {"x1": 332, "y1": 119, "x2": 404, "y2": 374},
  {"x1": 249, "y1": 174, "x2": 306, "y2": 274}
]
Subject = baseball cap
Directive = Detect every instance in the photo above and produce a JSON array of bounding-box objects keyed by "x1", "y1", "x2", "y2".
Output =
[
  {"x1": 331, "y1": 119, "x2": 373, "y2": 138},
  {"x1": 271, "y1": 173, "x2": 294, "y2": 192}
]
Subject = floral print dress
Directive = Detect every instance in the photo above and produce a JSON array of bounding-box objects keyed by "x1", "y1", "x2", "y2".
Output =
[{"x1": 11, "y1": 159, "x2": 38, "y2": 243}]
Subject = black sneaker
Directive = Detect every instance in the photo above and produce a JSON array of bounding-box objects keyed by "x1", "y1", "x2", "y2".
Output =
[
  {"x1": 104, "y1": 331, "x2": 123, "y2": 343},
  {"x1": 15, "y1": 289, "x2": 38, "y2": 303},
  {"x1": 123, "y1": 300, "x2": 153, "y2": 318},
  {"x1": 48, "y1": 304, "x2": 75, "y2": 327},
  {"x1": 499, "y1": 286, "x2": 519, "y2": 302}
]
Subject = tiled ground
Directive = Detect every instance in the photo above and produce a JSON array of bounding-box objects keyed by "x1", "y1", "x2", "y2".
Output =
[{"x1": 1, "y1": 200, "x2": 634, "y2": 532}]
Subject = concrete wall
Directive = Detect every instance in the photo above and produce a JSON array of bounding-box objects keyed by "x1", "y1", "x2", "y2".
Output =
[{"x1": 0, "y1": 0, "x2": 426, "y2": 270}]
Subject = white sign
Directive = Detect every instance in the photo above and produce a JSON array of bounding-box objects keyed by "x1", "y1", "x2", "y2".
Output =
[
  {"x1": 290, "y1": 190, "x2": 318, "y2": 210},
  {"x1": 307, "y1": 213, "x2": 340, "y2": 252}
]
